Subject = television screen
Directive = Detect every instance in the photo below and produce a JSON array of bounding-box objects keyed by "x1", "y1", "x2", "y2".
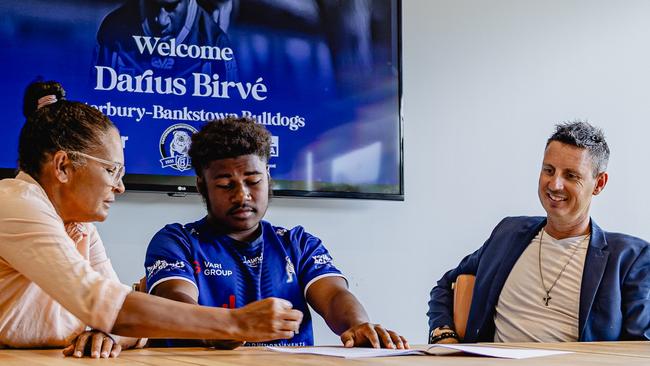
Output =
[{"x1": 0, "y1": 0, "x2": 403, "y2": 200}]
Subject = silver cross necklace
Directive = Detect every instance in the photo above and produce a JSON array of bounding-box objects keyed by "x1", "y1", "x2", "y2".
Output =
[{"x1": 538, "y1": 229, "x2": 589, "y2": 306}]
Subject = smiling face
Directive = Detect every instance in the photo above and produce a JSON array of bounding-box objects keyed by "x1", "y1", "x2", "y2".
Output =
[
  {"x1": 58, "y1": 128, "x2": 125, "y2": 223},
  {"x1": 198, "y1": 154, "x2": 270, "y2": 242},
  {"x1": 538, "y1": 141, "x2": 608, "y2": 237}
]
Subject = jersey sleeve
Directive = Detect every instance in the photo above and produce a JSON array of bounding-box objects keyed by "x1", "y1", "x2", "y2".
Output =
[
  {"x1": 144, "y1": 224, "x2": 197, "y2": 293},
  {"x1": 288, "y1": 226, "x2": 346, "y2": 295}
]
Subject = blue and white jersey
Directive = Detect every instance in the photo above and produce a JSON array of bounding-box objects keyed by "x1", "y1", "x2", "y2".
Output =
[
  {"x1": 95, "y1": 0, "x2": 238, "y2": 81},
  {"x1": 144, "y1": 218, "x2": 345, "y2": 346}
]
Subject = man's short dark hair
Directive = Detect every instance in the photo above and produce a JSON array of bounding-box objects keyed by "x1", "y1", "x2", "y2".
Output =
[
  {"x1": 546, "y1": 120, "x2": 609, "y2": 177},
  {"x1": 188, "y1": 116, "x2": 271, "y2": 177}
]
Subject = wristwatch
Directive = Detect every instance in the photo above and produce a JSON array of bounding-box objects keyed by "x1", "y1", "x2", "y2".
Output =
[{"x1": 429, "y1": 325, "x2": 459, "y2": 344}]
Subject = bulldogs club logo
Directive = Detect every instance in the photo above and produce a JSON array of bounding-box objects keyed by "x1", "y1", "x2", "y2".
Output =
[{"x1": 159, "y1": 123, "x2": 198, "y2": 171}]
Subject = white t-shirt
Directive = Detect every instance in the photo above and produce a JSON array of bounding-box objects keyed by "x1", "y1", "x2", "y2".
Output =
[
  {"x1": 0, "y1": 172, "x2": 131, "y2": 347},
  {"x1": 494, "y1": 229, "x2": 589, "y2": 342}
]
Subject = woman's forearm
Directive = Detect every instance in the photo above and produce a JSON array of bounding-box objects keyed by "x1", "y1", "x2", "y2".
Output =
[
  {"x1": 111, "y1": 292, "x2": 303, "y2": 343},
  {"x1": 111, "y1": 292, "x2": 238, "y2": 339}
]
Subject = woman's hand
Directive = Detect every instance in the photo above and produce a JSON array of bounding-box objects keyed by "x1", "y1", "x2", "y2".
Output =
[
  {"x1": 62, "y1": 330, "x2": 122, "y2": 358},
  {"x1": 64, "y1": 223, "x2": 89, "y2": 259}
]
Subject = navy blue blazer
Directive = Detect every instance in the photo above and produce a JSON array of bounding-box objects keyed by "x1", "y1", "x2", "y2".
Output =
[{"x1": 427, "y1": 216, "x2": 650, "y2": 342}]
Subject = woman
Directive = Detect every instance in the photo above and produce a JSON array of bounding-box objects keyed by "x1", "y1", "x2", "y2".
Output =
[{"x1": 0, "y1": 81, "x2": 303, "y2": 357}]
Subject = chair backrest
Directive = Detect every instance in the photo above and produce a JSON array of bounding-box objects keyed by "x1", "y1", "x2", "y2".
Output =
[
  {"x1": 132, "y1": 276, "x2": 147, "y2": 293},
  {"x1": 453, "y1": 274, "x2": 475, "y2": 340}
]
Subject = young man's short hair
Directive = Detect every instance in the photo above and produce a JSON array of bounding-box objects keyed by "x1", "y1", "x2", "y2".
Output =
[{"x1": 189, "y1": 117, "x2": 271, "y2": 177}]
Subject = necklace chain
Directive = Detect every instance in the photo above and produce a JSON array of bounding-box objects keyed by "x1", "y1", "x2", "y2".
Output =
[{"x1": 538, "y1": 229, "x2": 589, "y2": 306}]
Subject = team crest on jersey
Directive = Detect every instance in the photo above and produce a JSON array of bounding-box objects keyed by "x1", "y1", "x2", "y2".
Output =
[
  {"x1": 275, "y1": 228, "x2": 288, "y2": 236},
  {"x1": 285, "y1": 256, "x2": 296, "y2": 283},
  {"x1": 159, "y1": 123, "x2": 198, "y2": 171}
]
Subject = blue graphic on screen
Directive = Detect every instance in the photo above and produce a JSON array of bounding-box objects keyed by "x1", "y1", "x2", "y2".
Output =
[{"x1": 0, "y1": 0, "x2": 402, "y2": 197}]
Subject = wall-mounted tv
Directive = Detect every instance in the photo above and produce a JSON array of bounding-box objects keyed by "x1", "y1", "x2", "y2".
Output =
[{"x1": 0, "y1": 0, "x2": 403, "y2": 200}]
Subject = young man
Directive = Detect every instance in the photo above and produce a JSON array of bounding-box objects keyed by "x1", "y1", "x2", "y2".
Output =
[
  {"x1": 427, "y1": 121, "x2": 650, "y2": 344},
  {"x1": 95, "y1": 0, "x2": 237, "y2": 82},
  {"x1": 144, "y1": 117, "x2": 408, "y2": 348}
]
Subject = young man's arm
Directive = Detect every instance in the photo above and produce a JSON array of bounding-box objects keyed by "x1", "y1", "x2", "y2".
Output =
[
  {"x1": 306, "y1": 276, "x2": 408, "y2": 349},
  {"x1": 151, "y1": 279, "x2": 199, "y2": 304}
]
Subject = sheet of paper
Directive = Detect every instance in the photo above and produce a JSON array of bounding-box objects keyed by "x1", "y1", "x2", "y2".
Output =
[
  {"x1": 266, "y1": 345, "x2": 572, "y2": 359},
  {"x1": 266, "y1": 346, "x2": 421, "y2": 358},
  {"x1": 428, "y1": 344, "x2": 572, "y2": 359}
]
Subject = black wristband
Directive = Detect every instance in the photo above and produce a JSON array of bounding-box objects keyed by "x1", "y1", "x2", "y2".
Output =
[{"x1": 429, "y1": 330, "x2": 459, "y2": 344}]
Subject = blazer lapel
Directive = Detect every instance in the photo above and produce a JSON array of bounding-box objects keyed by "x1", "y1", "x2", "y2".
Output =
[
  {"x1": 578, "y1": 219, "x2": 609, "y2": 339},
  {"x1": 486, "y1": 218, "x2": 547, "y2": 311}
]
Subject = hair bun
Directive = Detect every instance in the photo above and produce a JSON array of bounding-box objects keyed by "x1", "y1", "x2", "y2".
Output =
[{"x1": 22, "y1": 80, "x2": 66, "y2": 117}]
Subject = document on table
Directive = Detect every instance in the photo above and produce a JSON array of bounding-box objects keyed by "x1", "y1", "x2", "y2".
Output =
[{"x1": 267, "y1": 344, "x2": 572, "y2": 359}]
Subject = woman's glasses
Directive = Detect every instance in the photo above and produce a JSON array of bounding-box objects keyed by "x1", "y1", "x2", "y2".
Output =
[{"x1": 68, "y1": 151, "x2": 125, "y2": 187}]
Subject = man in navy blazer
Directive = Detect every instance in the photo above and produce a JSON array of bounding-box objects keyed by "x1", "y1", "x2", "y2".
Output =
[{"x1": 428, "y1": 121, "x2": 650, "y2": 344}]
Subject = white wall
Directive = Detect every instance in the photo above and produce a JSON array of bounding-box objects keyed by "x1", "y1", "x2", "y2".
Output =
[{"x1": 96, "y1": 0, "x2": 650, "y2": 345}]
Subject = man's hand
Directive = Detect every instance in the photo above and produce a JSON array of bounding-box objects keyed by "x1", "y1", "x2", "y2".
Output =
[
  {"x1": 340, "y1": 323, "x2": 409, "y2": 349},
  {"x1": 305, "y1": 277, "x2": 408, "y2": 349},
  {"x1": 62, "y1": 331, "x2": 121, "y2": 358},
  {"x1": 230, "y1": 297, "x2": 303, "y2": 342}
]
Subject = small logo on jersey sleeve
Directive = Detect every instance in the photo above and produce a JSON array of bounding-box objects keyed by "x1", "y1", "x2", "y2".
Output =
[
  {"x1": 312, "y1": 254, "x2": 333, "y2": 268},
  {"x1": 285, "y1": 256, "x2": 296, "y2": 283},
  {"x1": 146, "y1": 259, "x2": 185, "y2": 279}
]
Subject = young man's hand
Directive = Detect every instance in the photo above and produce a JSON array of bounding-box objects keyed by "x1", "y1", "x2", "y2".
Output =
[{"x1": 340, "y1": 323, "x2": 409, "y2": 349}]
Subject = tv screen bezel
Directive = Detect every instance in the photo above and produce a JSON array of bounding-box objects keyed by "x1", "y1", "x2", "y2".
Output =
[{"x1": 1, "y1": 1, "x2": 404, "y2": 201}]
